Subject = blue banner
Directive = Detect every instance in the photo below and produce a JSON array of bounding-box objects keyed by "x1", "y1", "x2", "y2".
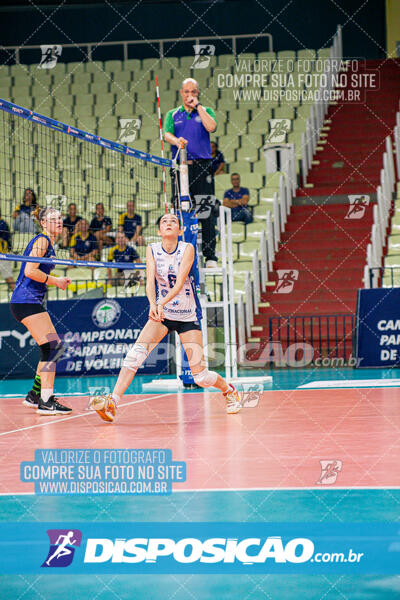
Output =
[
  {"x1": 0, "y1": 297, "x2": 169, "y2": 378},
  {"x1": 356, "y1": 287, "x2": 400, "y2": 367},
  {"x1": 0, "y1": 522, "x2": 399, "y2": 574}
]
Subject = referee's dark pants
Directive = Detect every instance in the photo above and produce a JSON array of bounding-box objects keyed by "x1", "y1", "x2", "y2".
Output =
[{"x1": 172, "y1": 159, "x2": 218, "y2": 263}]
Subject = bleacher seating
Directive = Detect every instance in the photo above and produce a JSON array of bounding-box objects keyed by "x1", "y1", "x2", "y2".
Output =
[{"x1": 0, "y1": 46, "x2": 329, "y2": 301}]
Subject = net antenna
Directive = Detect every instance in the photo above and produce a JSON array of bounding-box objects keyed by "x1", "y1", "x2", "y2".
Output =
[{"x1": 155, "y1": 75, "x2": 169, "y2": 214}]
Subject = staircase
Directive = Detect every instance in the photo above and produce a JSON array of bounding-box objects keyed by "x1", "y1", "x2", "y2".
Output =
[
  {"x1": 252, "y1": 60, "x2": 400, "y2": 361},
  {"x1": 297, "y1": 59, "x2": 400, "y2": 197}
]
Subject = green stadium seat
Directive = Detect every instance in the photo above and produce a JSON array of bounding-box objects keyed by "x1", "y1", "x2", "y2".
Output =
[
  {"x1": 257, "y1": 52, "x2": 276, "y2": 60},
  {"x1": 85, "y1": 61, "x2": 104, "y2": 74},
  {"x1": 73, "y1": 71, "x2": 92, "y2": 84},
  {"x1": 130, "y1": 79, "x2": 150, "y2": 93},
  {"x1": 231, "y1": 222, "x2": 246, "y2": 242},
  {"x1": 297, "y1": 49, "x2": 316, "y2": 60},
  {"x1": 236, "y1": 147, "x2": 259, "y2": 162},
  {"x1": 317, "y1": 49, "x2": 331, "y2": 59},
  {"x1": 274, "y1": 105, "x2": 295, "y2": 120},
  {"x1": 161, "y1": 56, "x2": 179, "y2": 68},
  {"x1": 74, "y1": 104, "x2": 93, "y2": 117},
  {"x1": 90, "y1": 81, "x2": 109, "y2": 94},
  {"x1": 277, "y1": 50, "x2": 296, "y2": 60},
  {"x1": 231, "y1": 160, "x2": 252, "y2": 173},
  {"x1": 238, "y1": 240, "x2": 262, "y2": 259},
  {"x1": 104, "y1": 60, "x2": 122, "y2": 73},
  {"x1": 141, "y1": 57, "x2": 161, "y2": 73},
  {"x1": 384, "y1": 255, "x2": 400, "y2": 268},
  {"x1": 245, "y1": 222, "x2": 266, "y2": 240}
]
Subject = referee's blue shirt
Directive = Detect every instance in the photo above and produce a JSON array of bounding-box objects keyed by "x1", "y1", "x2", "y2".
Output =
[{"x1": 164, "y1": 105, "x2": 217, "y2": 160}]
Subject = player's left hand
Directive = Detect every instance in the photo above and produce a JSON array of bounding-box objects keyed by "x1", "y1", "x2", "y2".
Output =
[{"x1": 157, "y1": 303, "x2": 165, "y2": 321}]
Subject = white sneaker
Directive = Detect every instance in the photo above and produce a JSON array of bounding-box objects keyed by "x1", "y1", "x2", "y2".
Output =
[
  {"x1": 89, "y1": 393, "x2": 117, "y2": 422},
  {"x1": 223, "y1": 384, "x2": 242, "y2": 414},
  {"x1": 206, "y1": 260, "x2": 218, "y2": 269}
]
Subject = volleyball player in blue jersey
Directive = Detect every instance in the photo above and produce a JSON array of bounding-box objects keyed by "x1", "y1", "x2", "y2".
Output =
[
  {"x1": 10, "y1": 207, "x2": 72, "y2": 415},
  {"x1": 90, "y1": 213, "x2": 242, "y2": 422}
]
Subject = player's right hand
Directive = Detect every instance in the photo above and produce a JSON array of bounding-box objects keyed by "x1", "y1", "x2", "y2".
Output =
[
  {"x1": 177, "y1": 137, "x2": 188, "y2": 147},
  {"x1": 57, "y1": 277, "x2": 72, "y2": 290},
  {"x1": 149, "y1": 303, "x2": 160, "y2": 321}
]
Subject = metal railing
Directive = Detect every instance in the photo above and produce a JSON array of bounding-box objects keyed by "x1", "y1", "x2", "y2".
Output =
[
  {"x1": 364, "y1": 120, "x2": 398, "y2": 288},
  {"x1": 368, "y1": 265, "x2": 400, "y2": 288},
  {"x1": 301, "y1": 25, "x2": 343, "y2": 186},
  {"x1": 3, "y1": 33, "x2": 273, "y2": 65},
  {"x1": 268, "y1": 313, "x2": 356, "y2": 363}
]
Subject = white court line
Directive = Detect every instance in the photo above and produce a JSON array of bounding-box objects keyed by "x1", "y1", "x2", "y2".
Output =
[
  {"x1": 298, "y1": 379, "x2": 400, "y2": 389},
  {"x1": 0, "y1": 393, "x2": 173, "y2": 438},
  {"x1": 0, "y1": 485, "x2": 399, "y2": 497}
]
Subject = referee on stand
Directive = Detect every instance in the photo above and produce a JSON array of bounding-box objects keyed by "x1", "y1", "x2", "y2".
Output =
[{"x1": 164, "y1": 77, "x2": 218, "y2": 268}]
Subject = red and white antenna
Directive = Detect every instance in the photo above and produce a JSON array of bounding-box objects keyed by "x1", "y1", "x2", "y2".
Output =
[{"x1": 155, "y1": 75, "x2": 168, "y2": 214}]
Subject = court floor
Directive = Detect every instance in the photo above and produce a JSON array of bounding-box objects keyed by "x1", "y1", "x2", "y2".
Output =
[{"x1": 0, "y1": 368, "x2": 399, "y2": 598}]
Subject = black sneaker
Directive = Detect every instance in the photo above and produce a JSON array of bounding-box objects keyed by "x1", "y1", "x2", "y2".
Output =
[
  {"x1": 23, "y1": 390, "x2": 40, "y2": 408},
  {"x1": 37, "y1": 395, "x2": 72, "y2": 415}
]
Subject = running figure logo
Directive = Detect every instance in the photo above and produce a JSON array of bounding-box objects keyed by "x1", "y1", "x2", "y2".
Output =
[
  {"x1": 345, "y1": 195, "x2": 370, "y2": 219},
  {"x1": 274, "y1": 270, "x2": 299, "y2": 294},
  {"x1": 267, "y1": 119, "x2": 291, "y2": 143},
  {"x1": 42, "y1": 529, "x2": 82, "y2": 567},
  {"x1": 317, "y1": 460, "x2": 342, "y2": 485},
  {"x1": 38, "y1": 45, "x2": 62, "y2": 69},
  {"x1": 191, "y1": 44, "x2": 215, "y2": 69},
  {"x1": 118, "y1": 118, "x2": 141, "y2": 143}
]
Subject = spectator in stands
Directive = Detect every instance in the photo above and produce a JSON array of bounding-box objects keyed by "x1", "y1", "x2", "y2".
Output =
[
  {"x1": 164, "y1": 77, "x2": 218, "y2": 268},
  {"x1": 62, "y1": 202, "x2": 82, "y2": 248},
  {"x1": 69, "y1": 219, "x2": 97, "y2": 262},
  {"x1": 12, "y1": 188, "x2": 39, "y2": 233},
  {"x1": 0, "y1": 211, "x2": 14, "y2": 290},
  {"x1": 107, "y1": 231, "x2": 141, "y2": 285},
  {"x1": 118, "y1": 199, "x2": 144, "y2": 246},
  {"x1": 223, "y1": 173, "x2": 253, "y2": 224},
  {"x1": 211, "y1": 141, "x2": 225, "y2": 175},
  {"x1": 89, "y1": 202, "x2": 113, "y2": 256}
]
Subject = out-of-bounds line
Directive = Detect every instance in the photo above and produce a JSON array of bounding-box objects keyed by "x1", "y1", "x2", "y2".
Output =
[
  {"x1": 0, "y1": 486, "x2": 398, "y2": 497},
  {"x1": 298, "y1": 379, "x2": 400, "y2": 389},
  {"x1": 0, "y1": 393, "x2": 172, "y2": 437}
]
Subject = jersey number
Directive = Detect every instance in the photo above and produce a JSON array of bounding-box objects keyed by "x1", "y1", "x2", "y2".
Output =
[{"x1": 168, "y1": 274, "x2": 176, "y2": 289}]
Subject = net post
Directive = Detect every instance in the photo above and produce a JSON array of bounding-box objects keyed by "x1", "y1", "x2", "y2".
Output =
[{"x1": 219, "y1": 204, "x2": 231, "y2": 381}]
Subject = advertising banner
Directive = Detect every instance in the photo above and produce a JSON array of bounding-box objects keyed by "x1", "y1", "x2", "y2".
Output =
[
  {"x1": 356, "y1": 287, "x2": 400, "y2": 367},
  {"x1": 0, "y1": 297, "x2": 169, "y2": 378}
]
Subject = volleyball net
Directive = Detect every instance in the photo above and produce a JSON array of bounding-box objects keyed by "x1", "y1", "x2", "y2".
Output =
[{"x1": 0, "y1": 98, "x2": 173, "y2": 269}]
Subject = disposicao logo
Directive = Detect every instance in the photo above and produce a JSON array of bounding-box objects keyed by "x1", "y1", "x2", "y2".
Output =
[
  {"x1": 42, "y1": 529, "x2": 82, "y2": 568},
  {"x1": 83, "y1": 536, "x2": 314, "y2": 564}
]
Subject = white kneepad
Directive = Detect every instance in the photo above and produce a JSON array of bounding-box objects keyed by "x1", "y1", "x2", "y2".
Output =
[
  {"x1": 123, "y1": 343, "x2": 149, "y2": 372},
  {"x1": 193, "y1": 369, "x2": 218, "y2": 388}
]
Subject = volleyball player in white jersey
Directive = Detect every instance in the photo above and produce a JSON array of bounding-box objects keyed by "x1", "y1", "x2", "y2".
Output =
[{"x1": 90, "y1": 212, "x2": 241, "y2": 422}]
